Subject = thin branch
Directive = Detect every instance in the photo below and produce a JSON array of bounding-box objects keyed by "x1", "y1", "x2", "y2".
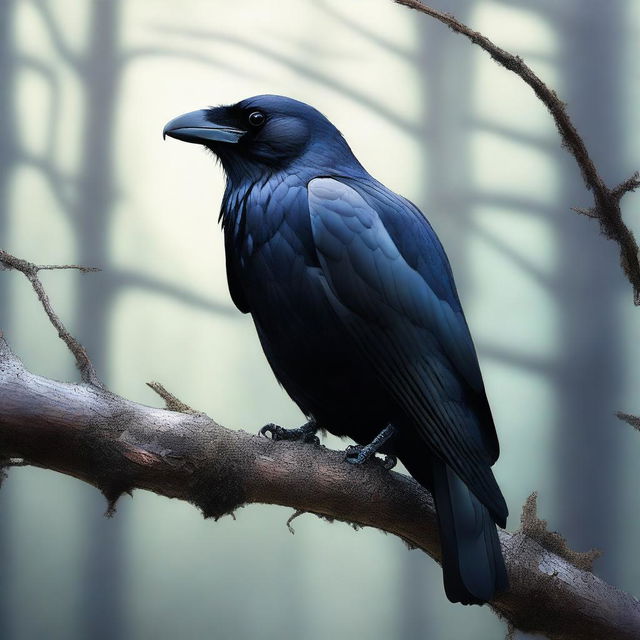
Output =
[
  {"x1": 37, "y1": 263, "x2": 100, "y2": 273},
  {"x1": 286, "y1": 509, "x2": 306, "y2": 534},
  {"x1": 0, "y1": 336, "x2": 638, "y2": 640},
  {"x1": 0, "y1": 250, "x2": 102, "y2": 387},
  {"x1": 616, "y1": 412, "x2": 640, "y2": 433},
  {"x1": 572, "y1": 206, "x2": 600, "y2": 219},
  {"x1": 395, "y1": 0, "x2": 640, "y2": 304},
  {"x1": 613, "y1": 173, "x2": 640, "y2": 203},
  {"x1": 146, "y1": 381, "x2": 200, "y2": 415}
]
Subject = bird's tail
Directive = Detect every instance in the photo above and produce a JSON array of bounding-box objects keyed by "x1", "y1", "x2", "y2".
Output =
[{"x1": 429, "y1": 460, "x2": 508, "y2": 604}]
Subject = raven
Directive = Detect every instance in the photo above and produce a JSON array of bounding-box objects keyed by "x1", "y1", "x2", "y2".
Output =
[{"x1": 164, "y1": 95, "x2": 508, "y2": 604}]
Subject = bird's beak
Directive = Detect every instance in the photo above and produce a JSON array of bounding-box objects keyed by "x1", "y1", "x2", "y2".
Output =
[{"x1": 163, "y1": 109, "x2": 246, "y2": 144}]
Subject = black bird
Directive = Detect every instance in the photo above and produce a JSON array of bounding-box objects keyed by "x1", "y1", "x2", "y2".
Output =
[{"x1": 164, "y1": 95, "x2": 508, "y2": 604}]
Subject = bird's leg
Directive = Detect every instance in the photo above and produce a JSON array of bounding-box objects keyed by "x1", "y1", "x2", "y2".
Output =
[
  {"x1": 259, "y1": 419, "x2": 319, "y2": 445},
  {"x1": 345, "y1": 424, "x2": 398, "y2": 470}
]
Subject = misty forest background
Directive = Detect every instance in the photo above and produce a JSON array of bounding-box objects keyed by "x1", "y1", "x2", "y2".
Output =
[{"x1": 1, "y1": 1, "x2": 640, "y2": 639}]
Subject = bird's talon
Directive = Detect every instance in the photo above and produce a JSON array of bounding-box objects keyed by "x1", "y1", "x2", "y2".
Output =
[
  {"x1": 344, "y1": 445, "x2": 368, "y2": 465},
  {"x1": 259, "y1": 421, "x2": 319, "y2": 444},
  {"x1": 382, "y1": 455, "x2": 397, "y2": 470},
  {"x1": 345, "y1": 445, "x2": 396, "y2": 469},
  {"x1": 259, "y1": 423, "x2": 284, "y2": 440}
]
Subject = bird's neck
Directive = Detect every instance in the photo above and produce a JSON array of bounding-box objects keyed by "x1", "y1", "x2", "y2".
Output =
[
  {"x1": 217, "y1": 150, "x2": 269, "y2": 186},
  {"x1": 304, "y1": 136, "x2": 368, "y2": 177},
  {"x1": 217, "y1": 137, "x2": 370, "y2": 227}
]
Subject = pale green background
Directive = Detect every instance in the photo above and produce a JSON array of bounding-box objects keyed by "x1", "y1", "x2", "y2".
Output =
[{"x1": 1, "y1": 1, "x2": 639, "y2": 639}]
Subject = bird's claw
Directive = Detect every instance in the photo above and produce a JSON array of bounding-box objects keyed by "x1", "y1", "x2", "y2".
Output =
[
  {"x1": 345, "y1": 444, "x2": 369, "y2": 464},
  {"x1": 344, "y1": 445, "x2": 396, "y2": 470},
  {"x1": 259, "y1": 422, "x2": 319, "y2": 445},
  {"x1": 259, "y1": 423, "x2": 287, "y2": 440},
  {"x1": 381, "y1": 454, "x2": 397, "y2": 470}
]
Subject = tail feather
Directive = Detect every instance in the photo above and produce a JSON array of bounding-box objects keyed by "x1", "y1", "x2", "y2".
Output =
[{"x1": 432, "y1": 462, "x2": 508, "y2": 604}]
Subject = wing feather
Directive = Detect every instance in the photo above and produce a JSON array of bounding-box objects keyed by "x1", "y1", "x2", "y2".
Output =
[{"x1": 308, "y1": 177, "x2": 506, "y2": 524}]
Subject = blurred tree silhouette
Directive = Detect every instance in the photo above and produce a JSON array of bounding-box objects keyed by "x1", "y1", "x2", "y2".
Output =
[
  {"x1": 0, "y1": 1, "x2": 17, "y2": 636},
  {"x1": 1, "y1": 1, "x2": 638, "y2": 639},
  {"x1": 553, "y1": 0, "x2": 625, "y2": 584},
  {"x1": 9, "y1": 2, "x2": 127, "y2": 637},
  {"x1": 1, "y1": 2, "x2": 238, "y2": 637}
]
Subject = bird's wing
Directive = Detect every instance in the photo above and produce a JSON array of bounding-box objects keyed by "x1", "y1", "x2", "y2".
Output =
[
  {"x1": 308, "y1": 177, "x2": 506, "y2": 524},
  {"x1": 224, "y1": 223, "x2": 251, "y2": 313}
]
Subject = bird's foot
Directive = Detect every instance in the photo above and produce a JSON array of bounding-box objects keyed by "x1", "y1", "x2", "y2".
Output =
[
  {"x1": 259, "y1": 420, "x2": 319, "y2": 445},
  {"x1": 344, "y1": 445, "x2": 397, "y2": 470},
  {"x1": 344, "y1": 424, "x2": 398, "y2": 469}
]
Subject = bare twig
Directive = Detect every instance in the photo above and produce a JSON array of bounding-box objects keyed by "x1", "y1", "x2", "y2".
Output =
[
  {"x1": 394, "y1": 0, "x2": 640, "y2": 304},
  {"x1": 36, "y1": 263, "x2": 100, "y2": 273},
  {"x1": 286, "y1": 509, "x2": 306, "y2": 534},
  {"x1": 616, "y1": 412, "x2": 640, "y2": 433},
  {"x1": 146, "y1": 381, "x2": 200, "y2": 415},
  {"x1": 0, "y1": 249, "x2": 102, "y2": 387},
  {"x1": 0, "y1": 337, "x2": 638, "y2": 640}
]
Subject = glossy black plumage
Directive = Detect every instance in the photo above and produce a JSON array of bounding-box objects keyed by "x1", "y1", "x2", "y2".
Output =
[{"x1": 165, "y1": 95, "x2": 508, "y2": 604}]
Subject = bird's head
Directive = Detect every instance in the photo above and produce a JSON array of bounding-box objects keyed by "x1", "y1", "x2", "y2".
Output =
[{"x1": 163, "y1": 94, "x2": 361, "y2": 181}]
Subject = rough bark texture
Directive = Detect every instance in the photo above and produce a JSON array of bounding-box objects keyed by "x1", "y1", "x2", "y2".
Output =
[{"x1": 0, "y1": 335, "x2": 639, "y2": 640}]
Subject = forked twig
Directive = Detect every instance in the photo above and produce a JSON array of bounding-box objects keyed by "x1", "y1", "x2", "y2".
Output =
[{"x1": 0, "y1": 249, "x2": 102, "y2": 387}]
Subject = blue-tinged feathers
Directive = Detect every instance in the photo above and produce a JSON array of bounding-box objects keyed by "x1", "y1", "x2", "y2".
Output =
[{"x1": 165, "y1": 94, "x2": 508, "y2": 605}]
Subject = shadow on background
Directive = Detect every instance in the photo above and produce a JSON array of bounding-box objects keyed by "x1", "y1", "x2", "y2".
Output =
[
  {"x1": 0, "y1": 1, "x2": 18, "y2": 637},
  {"x1": 553, "y1": 0, "x2": 625, "y2": 583}
]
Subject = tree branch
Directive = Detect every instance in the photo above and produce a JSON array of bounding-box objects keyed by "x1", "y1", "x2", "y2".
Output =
[
  {"x1": 395, "y1": 0, "x2": 640, "y2": 305},
  {"x1": 616, "y1": 412, "x2": 640, "y2": 433},
  {"x1": 146, "y1": 381, "x2": 200, "y2": 414},
  {"x1": 0, "y1": 250, "x2": 102, "y2": 387},
  {"x1": 0, "y1": 335, "x2": 638, "y2": 639}
]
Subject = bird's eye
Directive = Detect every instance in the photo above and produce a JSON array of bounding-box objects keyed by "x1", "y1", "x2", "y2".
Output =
[{"x1": 248, "y1": 111, "x2": 265, "y2": 127}]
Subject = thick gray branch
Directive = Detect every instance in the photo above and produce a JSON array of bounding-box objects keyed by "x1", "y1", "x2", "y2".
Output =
[{"x1": 0, "y1": 336, "x2": 638, "y2": 640}]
